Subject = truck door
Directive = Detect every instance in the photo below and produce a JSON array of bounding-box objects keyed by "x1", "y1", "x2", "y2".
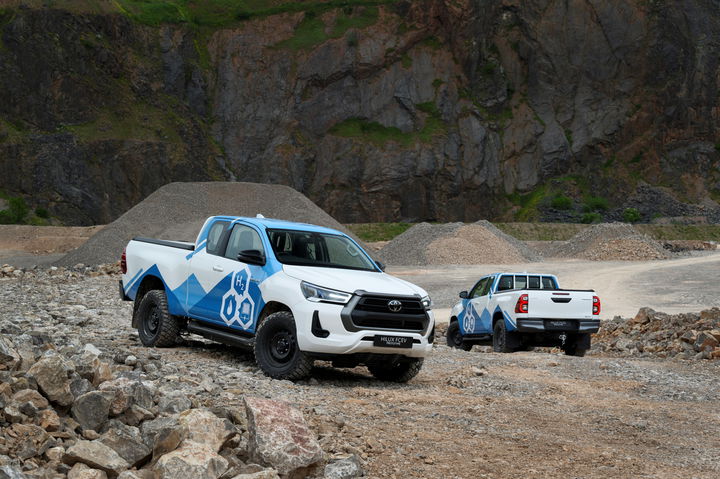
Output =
[
  {"x1": 188, "y1": 222, "x2": 267, "y2": 332},
  {"x1": 462, "y1": 276, "x2": 494, "y2": 334}
]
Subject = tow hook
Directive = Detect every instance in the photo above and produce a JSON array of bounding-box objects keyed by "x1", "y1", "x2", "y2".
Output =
[{"x1": 559, "y1": 333, "x2": 567, "y2": 347}]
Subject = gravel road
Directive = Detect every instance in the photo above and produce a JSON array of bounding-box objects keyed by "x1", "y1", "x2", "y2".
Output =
[
  {"x1": 389, "y1": 251, "x2": 720, "y2": 318},
  {"x1": 2, "y1": 269, "x2": 719, "y2": 478}
]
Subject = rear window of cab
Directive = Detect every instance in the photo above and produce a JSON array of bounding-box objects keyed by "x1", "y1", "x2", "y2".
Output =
[{"x1": 497, "y1": 275, "x2": 557, "y2": 291}]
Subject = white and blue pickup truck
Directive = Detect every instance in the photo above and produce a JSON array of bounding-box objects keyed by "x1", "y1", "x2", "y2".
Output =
[
  {"x1": 119, "y1": 215, "x2": 434, "y2": 381},
  {"x1": 447, "y1": 273, "x2": 600, "y2": 356}
]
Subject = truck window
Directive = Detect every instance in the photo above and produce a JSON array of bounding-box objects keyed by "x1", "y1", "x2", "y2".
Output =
[
  {"x1": 206, "y1": 221, "x2": 230, "y2": 256},
  {"x1": 470, "y1": 277, "x2": 490, "y2": 298},
  {"x1": 267, "y1": 229, "x2": 378, "y2": 272},
  {"x1": 541, "y1": 276, "x2": 557, "y2": 289},
  {"x1": 225, "y1": 224, "x2": 264, "y2": 260},
  {"x1": 515, "y1": 276, "x2": 527, "y2": 289},
  {"x1": 497, "y1": 275, "x2": 513, "y2": 291},
  {"x1": 528, "y1": 276, "x2": 540, "y2": 289}
]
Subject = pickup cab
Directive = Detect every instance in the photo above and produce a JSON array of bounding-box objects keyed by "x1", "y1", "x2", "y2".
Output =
[
  {"x1": 119, "y1": 215, "x2": 434, "y2": 381},
  {"x1": 446, "y1": 273, "x2": 600, "y2": 356}
]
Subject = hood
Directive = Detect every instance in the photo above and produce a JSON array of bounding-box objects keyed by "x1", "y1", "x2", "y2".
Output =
[{"x1": 282, "y1": 265, "x2": 427, "y2": 298}]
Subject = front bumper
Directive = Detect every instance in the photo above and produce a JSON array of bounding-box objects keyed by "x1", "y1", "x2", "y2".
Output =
[
  {"x1": 516, "y1": 318, "x2": 600, "y2": 333},
  {"x1": 293, "y1": 298, "x2": 434, "y2": 358}
]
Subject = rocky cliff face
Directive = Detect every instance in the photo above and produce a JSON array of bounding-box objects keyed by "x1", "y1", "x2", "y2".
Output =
[{"x1": 1, "y1": 0, "x2": 719, "y2": 225}]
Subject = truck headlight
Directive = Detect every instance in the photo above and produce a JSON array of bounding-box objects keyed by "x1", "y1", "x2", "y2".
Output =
[
  {"x1": 421, "y1": 295, "x2": 433, "y2": 310},
  {"x1": 301, "y1": 281, "x2": 352, "y2": 304}
]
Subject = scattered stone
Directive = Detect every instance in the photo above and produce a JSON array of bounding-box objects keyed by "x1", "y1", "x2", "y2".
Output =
[
  {"x1": 158, "y1": 391, "x2": 191, "y2": 415},
  {"x1": 98, "y1": 427, "x2": 151, "y2": 468},
  {"x1": 26, "y1": 355, "x2": 74, "y2": 406},
  {"x1": 324, "y1": 455, "x2": 363, "y2": 479},
  {"x1": 63, "y1": 440, "x2": 130, "y2": 476},
  {"x1": 178, "y1": 408, "x2": 235, "y2": 453},
  {"x1": 67, "y1": 462, "x2": 108, "y2": 479},
  {"x1": 153, "y1": 442, "x2": 228, "y2": 479},
  {"x1": 230, "y1": 469, "x2": 280, "y2": 479},
  {"x1": 244, "y1": 397, "x2": 323, "y2": 476},
  {"x1": 72, "y1": 392, "x2": 111, "y2": 432}
]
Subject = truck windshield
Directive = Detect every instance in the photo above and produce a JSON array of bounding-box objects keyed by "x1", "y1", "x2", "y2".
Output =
[{"x1": 266, "y1": 229, "x2": 378, "y2": 272}]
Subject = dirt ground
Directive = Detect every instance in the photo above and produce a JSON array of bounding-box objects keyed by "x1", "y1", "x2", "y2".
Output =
[
  {"x1": 2, "y1": 227, "x2": 720, "y2": 477},
  {"x1": 2, "y1": 269, "x2": 719, "y2": 478}
]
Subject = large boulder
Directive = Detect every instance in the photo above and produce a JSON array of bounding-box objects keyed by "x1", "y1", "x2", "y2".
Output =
[
  {"x1": 63, "y1": 440, "x2": 130, "y2": 476},
  {"x1": 244, "y1": 397, "x2": 324, "y2": 476},
  {"x1": 26, "y1": 354, "x2": 74, "y2": 406},
  {"x1": 153, "y1": 442, "x2": 228, "y2": 479}
]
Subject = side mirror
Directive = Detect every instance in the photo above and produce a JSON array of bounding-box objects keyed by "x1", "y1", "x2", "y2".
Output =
[
  {"x1": 237, "y1": 249, "x2": 265, "y2": 266},
  {"x1": 375, "y1": 260, "x2": 386, "y2": 271},
  {"x1": 459, "y1": 290, "x2": 469, "y2": 299}
]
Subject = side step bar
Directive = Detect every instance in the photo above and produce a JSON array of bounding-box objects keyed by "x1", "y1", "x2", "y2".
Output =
[{"x1": 186, "y1": 321, "x2": 254, "y2": 349}]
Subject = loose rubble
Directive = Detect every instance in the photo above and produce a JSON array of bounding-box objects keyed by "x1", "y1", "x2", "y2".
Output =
[
  {"x1": 593, "y1": 307, "x2": 720, "y2": 359},
  {"x1": 0, "y1": 319, "x2": 329, "y2": 478}
]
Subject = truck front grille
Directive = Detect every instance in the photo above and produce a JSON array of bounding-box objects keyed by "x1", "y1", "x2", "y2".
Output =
[{"x1": 348, "y1": 295, "x2": 429, "y2": 332}]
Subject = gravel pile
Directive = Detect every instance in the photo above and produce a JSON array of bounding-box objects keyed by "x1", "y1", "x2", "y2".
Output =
[
  {"x1": 379, "y1": 221, "x2": 540, "y2": 266},
  {"x1": 593, "y1": 307, "x2": 720, "y2": 360},
  {"x1": 550, "y1": 222, "x2": 670, "y2": 260},
  {"x1": 58, "y1": 182, "x2": 354, "y2": 267}
]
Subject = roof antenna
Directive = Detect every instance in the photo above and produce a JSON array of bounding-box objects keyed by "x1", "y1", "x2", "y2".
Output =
[{"x1": 256, "y1": 214, "x2": 265, "y2": 218}]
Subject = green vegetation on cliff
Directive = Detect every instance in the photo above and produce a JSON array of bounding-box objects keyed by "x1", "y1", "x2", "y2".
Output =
[{"x1": 115, "y1": 0, "x2": 396, "y2": 27}]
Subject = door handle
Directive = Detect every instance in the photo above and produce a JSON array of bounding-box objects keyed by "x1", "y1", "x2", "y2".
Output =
[{"x1": 213, "y1": 265, "x2": 224, "y2": 272}]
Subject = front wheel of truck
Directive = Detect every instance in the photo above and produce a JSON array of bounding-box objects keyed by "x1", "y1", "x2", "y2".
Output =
[
  {"x1": 137, "y1": 290, "x2": 181, "y2": 347},
  {"x1": 254, "y1": 311, "x2": 313, "y2": 381},
  {"x1": 368, "y1": 357, "x2": 424, "y2": 383},
  {"x1": 446, "y1": 321, "x2": 473, "y2": 351}
]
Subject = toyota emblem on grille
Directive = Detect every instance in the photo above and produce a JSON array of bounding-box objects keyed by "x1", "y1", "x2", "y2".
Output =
[{"x1": 387, "y1": 300, "x2": 402, "y2": 312}]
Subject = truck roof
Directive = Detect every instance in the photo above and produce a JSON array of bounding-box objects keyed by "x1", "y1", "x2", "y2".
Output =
[{"x1": 210, "y1": 215, "x2": 345, "y2": 236}]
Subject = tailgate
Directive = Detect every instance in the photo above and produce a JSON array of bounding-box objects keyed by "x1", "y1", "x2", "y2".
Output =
[{"x1": 527, "y1": 290, "x2": 595, "y2": 319}]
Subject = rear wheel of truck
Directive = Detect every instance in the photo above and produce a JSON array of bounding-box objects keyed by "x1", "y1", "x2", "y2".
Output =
[
  {"x1": 446, "y1": 321, "x2": 473, "y2": 351},
  {"x1": 564, "y1": 345, "x2": 587, "y2": 357},
  {"x1": 254, "y1": 311, "x2": 313, "y2": 381},
  {"x1": 368, "y1": 358, "x2": 424, "y2": 383},
  {"x1": 137, "y1": 290, "x2": 181, "y2": 348},
  {"x1": 492, "y1": 320, "x2": 513, "y2": 353}
]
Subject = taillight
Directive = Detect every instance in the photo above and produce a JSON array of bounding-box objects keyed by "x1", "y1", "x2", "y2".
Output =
[
  {"x1": 515, "y1": 294, "x2": 529, "y2": 313},
  {"x1": 121, "y1": 248, "x2": 127, "y2": 274},
  {"x1": 592, "y1": 296, "x2": 601, "y2": 315}
]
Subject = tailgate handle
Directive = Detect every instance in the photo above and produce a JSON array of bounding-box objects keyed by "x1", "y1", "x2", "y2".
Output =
[{"x1": 551, "y1": 298, "x2": 572, "y2": 303}]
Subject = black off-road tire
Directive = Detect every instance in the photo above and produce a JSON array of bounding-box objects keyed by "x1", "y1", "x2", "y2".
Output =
[
  {"x1": 254, "y1": 311, "x2": 313, "y2": 381},
  {"x1": 446, "y1": 321, "x2": 473, "y2": 351},
  {"x1": 137, "y1": 290, "x2": 181, "y2": 347},
  {"x1": 492, "y1": 320, "x2": 513, "y2": 353},
  {"x1": 367, "y1": 357, "x2": 424, "y2": 383},
  {"x1": 564, "y1": 345, "x2": 587, "y2": 357}
]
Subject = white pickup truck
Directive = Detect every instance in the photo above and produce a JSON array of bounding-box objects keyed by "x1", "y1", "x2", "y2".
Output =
[
  {"x1": 119, "y1": 215, "x2": 435, "y2": 381},
  {"x1": 447, "y1": 273, "x2": 600, "y2": 356}
]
